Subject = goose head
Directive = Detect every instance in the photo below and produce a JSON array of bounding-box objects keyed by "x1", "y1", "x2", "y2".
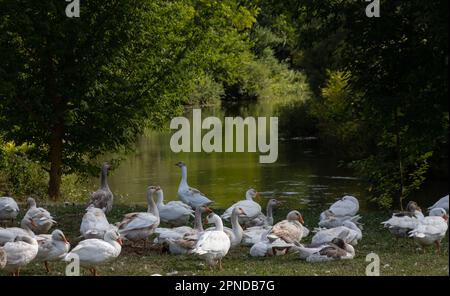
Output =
[
  {"x1": 232, "y1": 206, "x2": 247, "y2": 217},
  {"x1": 268, "y1": 199, "x2": 283, "y2": 208},
  {"x1": 26, "y1": 197, "x2": 37, "y2": 210},
  {"x1": 104, "y1": 229, "x2": 123, "y2": 246},
  {"x1": 429, "y1": 208, "x2": 448, "y2": 221},
  {"x1": 147, "y1": 185, "x2": 160, "y2": 195},
  {"x1": 286, "y1": 210, "x2": 304, "y2": 224},
  {"x1": 245, "y1": 189, "x2": 259, "y2": 201},
  {"x1": 342, "y1": 195, "x2": 358, "y2": 205},
  {"x1": 331, "y1": 237, "x2": 346, "y2": 249},
  {"x1": 102, "y1": 162, "x2": 112, "y2": 171},
  {"x1": 203, "y1": 212, "x2": 220, "y2": 225},
  {"x1": 175, "y1": 161, "x2": 186, "y2": 168},
  {"x1": 51, "y1": 229, "x2": 69, "y2": 245},
  {"x1": 406, "y1": 201, "x2": 421, "y2": 212}
]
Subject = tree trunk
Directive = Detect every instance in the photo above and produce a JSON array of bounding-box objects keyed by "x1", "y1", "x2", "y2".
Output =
[
  {"x1": 394, "y1": 110, "x2": 405, "y2": 211},
  {"x1": 48, "y1": 123, "x2": 63, "y2": 201}
]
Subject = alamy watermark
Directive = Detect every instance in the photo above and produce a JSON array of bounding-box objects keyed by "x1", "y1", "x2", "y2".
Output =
[
  {"x1": 170, "y1": 109, "x2": 278, "y2": 164},
  {"x1": 366, "y1": 0, "x2": 380, "y2": 18},
  {"x1": 65, "y1": 0, "x2": 80, "y2": 18},
  {"x1": 365, "y1": 252, "x2": 380, "y2": 276}
]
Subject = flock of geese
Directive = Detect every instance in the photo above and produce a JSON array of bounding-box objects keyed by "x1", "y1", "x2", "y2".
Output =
[{"x1": 0, "y1": 161, "x2": 448, "y2": 275}]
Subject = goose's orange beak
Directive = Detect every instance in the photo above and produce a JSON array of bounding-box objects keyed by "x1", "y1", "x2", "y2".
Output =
[
  {"x1": 203, "y1": 218, "x2": 209, "y2": 225},
  {"x1": 298, "y1": 216, "x2": 304, "y2": 224},
  {"x1": 117, "y1": 238, "x2": 123, "y2": 246},
  {"x1": 30, "y1": 219, "x2": 37, "y2": 228}
]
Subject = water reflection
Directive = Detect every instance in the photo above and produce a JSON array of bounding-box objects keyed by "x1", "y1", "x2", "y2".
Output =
[{"x1": 105, "y1": 101, "x2": 369, "y2": 211}]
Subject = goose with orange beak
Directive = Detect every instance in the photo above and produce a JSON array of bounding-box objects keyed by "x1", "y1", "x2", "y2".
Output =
[
  {"x1": 266, "y1": 210, "x2": 307, "y2": 245},
  {"x1": 192, "y1": 212, "x2": 230, "y2": 270},
  {"x1": 35, "y1": 229, "x2": 70, "y2": 273},
  {"x1": 64, "y1": 229, "x2": 122, "y2": 276}
]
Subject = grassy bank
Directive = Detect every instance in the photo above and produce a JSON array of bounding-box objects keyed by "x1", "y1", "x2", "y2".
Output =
[{"x1": 0, "y1": 203, "x2": 448, "y2": 276}]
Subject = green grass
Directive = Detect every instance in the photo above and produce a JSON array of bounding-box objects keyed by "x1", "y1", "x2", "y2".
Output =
[{"x1": 1, "y1": 203, "x2": 448, "y2": 276}]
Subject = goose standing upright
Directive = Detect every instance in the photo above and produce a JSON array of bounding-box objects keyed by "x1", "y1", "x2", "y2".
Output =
[
  {"x1": 88, "y1": 162, "x2": 113, "y2": 214},
  {"x1": 64, "y1": 229, "x2": 122, "y2": 276},
  {"x1": 21, "y1": 198, "x2": 56, "y2": 234},
  {"x1": 156, "y1": 187, "x2": 194, "y2": 226},
  {"x1": 3, "y1": 235, "x2": 38, "y2": 276},
  {"x1": 409, "y1": 208, "x2": 448, "y2": 254},
  {"x1": 117, "y1": 186, "x2": 160, "y2": 243},
  {"x1": 221, "y1": 189, "x2": 261, "y2": 226},
  {"x1": 192, "y1": 213, "x2": 230, "y2": 270},
  {"x1": 176, "y1": 161, "x2": 214, "y2": 208},
  {"x1": 35, "y1": 229, "x2": 70, "y2": 273},
  {"x1": 0, "y1": 197, "x2": 20, "y2": 226}
]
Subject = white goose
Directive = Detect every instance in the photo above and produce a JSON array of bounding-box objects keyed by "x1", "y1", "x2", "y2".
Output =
[
  {"x1": 319, "y1": 209, "x2": 362, "y2": 229},
  {"x1": 3, "y1": 235, "x2": 38, "y2": 276},
  {"x1": 428, "y1": 195, "x2": 449, "y2": 213},
  {"x1": 221, "y1": 189, "x2": 261, "y2": 226},
  {"x1": 157, "y1": 187, "x2": 194, "y2": 226},
  {"x1": 64, "y1": 229, "x2": 122, "y2": 276},
  {"x1": 192, "y1": 213, "x2": 230, "y2": 270},
  {"x1": 0, "y1": 197, "x2": 20, "y2": 225},
  {"x1": 117, "y1": 186, "x2": 160, "y2": 242},
  {"x1": 155, "y1": 206, "x2": 205, "y2": 245},
  {"x1": 208, "y1": 207, "x2": 245, "y2": 247},
  {"x1": 21, "y1": 197, "x2": 56, "y2": 234},
  {"x1": 80, "y1": 205, "x2": 117, "y2": 239},
  {"x1": 266, "y1": 210, "x2": 307, "y2": 245},
  {"x1": 320, "y1": 195, "x2": 359, "y2": 218},
  {"x1": 176, "y1": 161, "x2": 214, "y2": 208},
  {"x1": 241, "y1": 199, "x2": 282, "y2": 246},
  {"x1": 295, "y1": 238, "x2": 355, "y2": 262},
  {"x1": 35, "y1": 229, "x2": 70, "y2": 273},
  {"x1": 0, "y1": 219, "x2": 35, "y2": 246},
  {"x1": 88, "y1": 162, "x2": 114, "y2": 213},
  {"x1": 409, "y1": 208, "x2": 448, "y2": 254},
  {"x1": 381, "y1": 203, "x2": 424, "y2": 238},
  {"x1": 311, "y1": 220, "x2": 362, "y2": 246}
]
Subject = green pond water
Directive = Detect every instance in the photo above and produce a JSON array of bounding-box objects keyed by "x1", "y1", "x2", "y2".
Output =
[{"x1": 100, "y1": 101, "x2": 447, "y2": 212}]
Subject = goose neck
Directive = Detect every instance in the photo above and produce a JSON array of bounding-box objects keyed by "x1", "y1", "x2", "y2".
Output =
[
  {"x1": 100, "y1": 167, "x2": 109, "y2": 189},
  {"x1": 180, "y1": 166, "x2": 188, "y2": 187},
  {"x1": 231, "y1": 209, "x2": 243, "y2": 236},
  {"x1": 213, "y1": 216, "x2": 224, "y2": 232},
  {"x1": 194, "y1": 207, "x2": 203, "y2": 232}
]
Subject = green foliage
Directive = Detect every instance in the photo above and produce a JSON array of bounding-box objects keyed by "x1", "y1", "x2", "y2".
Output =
[
  {"x1": 186, "y1": 74, "x2": 224, "y2": 106},
  {"x1": 0, "y1": 0, "x2": 259, "y2": 198}
]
